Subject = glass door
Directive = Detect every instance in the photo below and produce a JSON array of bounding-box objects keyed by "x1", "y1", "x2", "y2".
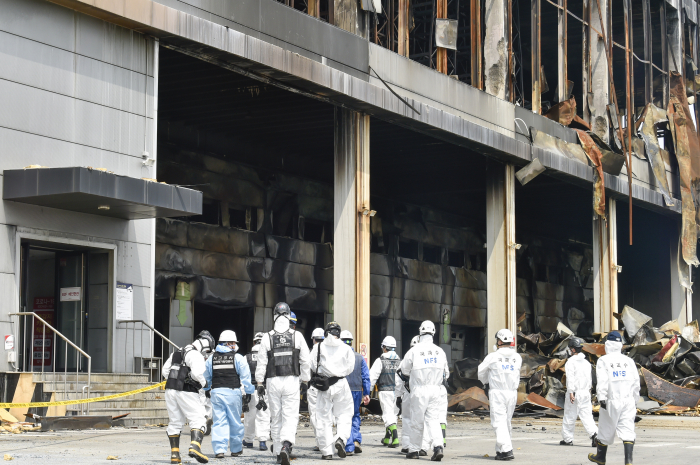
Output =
[{"x1": 55, "y1": 252, "x2": 87, "y2": 371}]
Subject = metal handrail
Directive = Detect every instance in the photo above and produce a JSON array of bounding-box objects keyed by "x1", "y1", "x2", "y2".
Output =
[
  {"x1": 10, "y1": 312, "x2": 92, "y2": 414},
  {"x1": 117, "y1": 320, "x2": 180, "y2": 383}
]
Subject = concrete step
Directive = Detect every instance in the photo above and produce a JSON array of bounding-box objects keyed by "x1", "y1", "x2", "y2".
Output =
[
  {"x1": 42, "y1": 381, "x2": 157, "y2": 392},
  {"x1": 35, "y1": 373, "x2": 152, "y2": 384}
]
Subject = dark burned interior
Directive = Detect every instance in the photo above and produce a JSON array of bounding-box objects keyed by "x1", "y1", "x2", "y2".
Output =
[{"x1": 154, "y1": 46, "x2": 679, "y2": 361}]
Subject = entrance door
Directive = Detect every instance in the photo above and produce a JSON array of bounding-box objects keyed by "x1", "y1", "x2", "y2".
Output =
[{"x1": 56, "y1": 252, "x2": 86, "y2": 372}]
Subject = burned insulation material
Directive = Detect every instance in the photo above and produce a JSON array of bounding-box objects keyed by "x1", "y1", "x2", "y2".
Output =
[
  {"x1": 575, "y1": 130, "x2": 605, "y2": 217},
  {"x1": 515, "y1": 158, "x2": 545, "y2": 186},
  {"x1": 531, "y1": 128, "x2": 588, "y2": 165},
  {"x1": 668, "y1": 71, "x2": 700, "y2": 266},
  {"x1": 640, "y1": 103, "x2": 675, "y2": 207}
]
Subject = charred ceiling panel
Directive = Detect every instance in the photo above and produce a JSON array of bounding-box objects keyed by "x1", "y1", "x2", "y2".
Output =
[{"x1": 186, "y1": 222, "x2": 266, "y2": 257}]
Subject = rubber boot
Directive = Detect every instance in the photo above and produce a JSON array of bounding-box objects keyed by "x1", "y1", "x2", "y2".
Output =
[
  {"x1": 441, "y1": 423, "x2": 446, "y2": 448},
  {"x1": 623, "y1": 441, "x2": 634, "y2": 465},
  {"x1": 588, "y1": 441, "x2": 608, "y2": 465},
  {"x1": 280, "y1": 441, "x2": 292, "y2": 465},
  {"x1": 168, "y1": 434, "x2": 181, "y2": 464},
  {"x1": 431, "y1": 446, "x2": 444, "y2": 462},
  {"x1": 389, "y1": 424, "x2": 400, "y2": 448},
  {"x1": 382, "y1": 426, "x2": 391, "y2": 446},
  {"x1": 188, "y1": 428, "x2": 209, "y2": 464}
]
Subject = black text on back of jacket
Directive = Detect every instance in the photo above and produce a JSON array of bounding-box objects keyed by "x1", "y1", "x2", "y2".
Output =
[
  {"x1": 165, "y1": 348, "x2": 199, "y2": 393},
  {"x1": 378, "y1": 356, "x2": 401, "y2": 391},
  {"x1": 266, "y1": 331, "x2": 300, "y2": 378},
  {"x1": 211, "y1": 352, "x2": 241, "y2": 389}
]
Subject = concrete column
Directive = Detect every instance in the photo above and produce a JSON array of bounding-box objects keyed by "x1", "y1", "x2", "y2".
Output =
[
  {"x1": 587, "y1": 0, "x2": 609, "y2": 142},
  {"x1": 486, "y1": 163, "x2": 516, "y2": 351},
  {"x1": 484, "y1": 0, "x2": 508, "y2": 99},
  {"x1": 334, "y1": 108, "x2": 370, "y2": 358},
  {"x1": 593, "y1": 199, "x2": 618, "y2": 332}
]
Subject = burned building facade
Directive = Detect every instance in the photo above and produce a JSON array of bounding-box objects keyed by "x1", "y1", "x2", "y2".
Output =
[{"x1": 0, "y1": 0, "x2": 697, "y2": 396}]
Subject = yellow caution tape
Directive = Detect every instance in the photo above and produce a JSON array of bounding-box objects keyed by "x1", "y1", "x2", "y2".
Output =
[{"x1": 0, "y1": 381, "x2": 166, "y2": 408}]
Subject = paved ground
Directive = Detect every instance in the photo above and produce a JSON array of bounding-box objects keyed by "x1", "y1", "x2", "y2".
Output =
[{"x1": 0, "y1": 413, "x2": 698, "y2": 464}]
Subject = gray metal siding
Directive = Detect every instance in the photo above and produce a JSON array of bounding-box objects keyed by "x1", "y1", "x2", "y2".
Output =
[{"x1": 0, "y1": 0, "x2": 157, "y2": 372}]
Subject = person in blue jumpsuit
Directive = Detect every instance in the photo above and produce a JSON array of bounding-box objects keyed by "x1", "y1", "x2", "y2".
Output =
[
  {"x1": 340, "y1": 330, "x2": 370, "y2": 455},
  {"x1": 204, "y1": 330, "x2": 255, "y2": 459}
]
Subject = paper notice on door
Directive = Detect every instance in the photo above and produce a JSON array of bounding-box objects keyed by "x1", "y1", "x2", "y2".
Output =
[
  {"x1": 116, "y1": 282, "x2": 134, "y2": 321},
  {"x1": 59, "y1": 287, "x2": 81, "y2": 301}
]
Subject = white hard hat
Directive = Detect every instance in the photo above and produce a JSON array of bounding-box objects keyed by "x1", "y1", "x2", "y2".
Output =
[
  {"x1": 311, "y1": 328, "x2": 325, "y2": 340},
  {"x1": 410, "y1": 335, "x2": 420, "y2": 347},
  {"x1": 381, "y1": 336, "x2": 397, "y2": 348},
  {"x1": 253, "y1": 332, "x2": 264, "y2": 343},
  {"x1": 219, "y1": 330, "x2": 238, "y2": 343},
  {"x1": 419, "y1": 320, "x2": 436, "y2": 336},
  {"x1": 340, "y1": 330, "x2": 353, "y2": 340},
  {"x1": 495, "y1": 328, "x2": 515, "y2": 345}
]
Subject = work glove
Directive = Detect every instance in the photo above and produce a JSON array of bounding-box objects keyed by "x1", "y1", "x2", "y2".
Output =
[
  {"x1": 242, "y1": 394, "x2": 251, "y2": 413},
  {"x1": 599, "y1": 400, "x2": 607, "y2": 411},
  {"x1": 205, "y1": 390, "x2": 211, "y2": 399},
  {"x1": 396, "y1": 397, "x2": 402, "y2": 408},
  {"x1": 483, "y1": 384, "x2": 489, "y2": 397},
  {"x1": 256, "y1": 395, "x2": 268, "y2": 412},
  {"x1": 257, "y1": 385, "x2": 266, "y2": 396}
]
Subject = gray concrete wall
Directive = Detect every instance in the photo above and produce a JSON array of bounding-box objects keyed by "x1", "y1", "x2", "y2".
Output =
[{"x1": 0, "y1": 0, "x2": 156, "y2": 372}]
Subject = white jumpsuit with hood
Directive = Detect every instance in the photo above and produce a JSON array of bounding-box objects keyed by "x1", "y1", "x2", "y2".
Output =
[
  {"x1": 477, "y1": 346, "x2": 522, "y2": 454},
  {"x1": 595, "y1": 340, "x2": 640, "y2": 445},
  {"x1": 398, "y1": 334, "x2": 449, "y2": 453},
  {"x1": 255, "y1": 316, "x2": 311, "y2": 455},
  {"x1": 369, "y1": 351, "x2": 401, "y2": 427},
  {"x1": 162, "y1": 345, "x2": 208, "y2": 435},
  {"x1": 309, "y1": 334, "x2": 356, "y2": 457},
  {"x1": 561, "y1": 352, "x2": 598, "y2": 443}
]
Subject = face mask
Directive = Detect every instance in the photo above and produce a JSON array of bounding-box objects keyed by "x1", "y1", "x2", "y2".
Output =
[{"x1": 493, "y1": 345, "x2": 498, "y2": 352}]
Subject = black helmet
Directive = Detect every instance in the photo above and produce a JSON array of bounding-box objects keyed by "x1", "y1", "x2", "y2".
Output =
[
  {"x1": 569, "y1": 337, "x2": 584, "y2": 352},
  {"x1": 274, "y1": 302, "x2": 291, "y2": 317},
  {"x1": 196, "y1": 330, "x2": 216, "y2": 353},
  {"x1": 325, "y1": 321, "x2": 341, "y2": 338}
]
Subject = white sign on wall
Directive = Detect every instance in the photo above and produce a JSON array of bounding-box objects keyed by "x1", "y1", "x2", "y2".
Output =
[
  {"x1": 59, "y1": 287, "x2": 81, "y2": 301},
  {"x1": 4, "y1": 335, "x2": 14, "y2": 350},
  {"x1": 116, "y1": 282, "x2": 134, "y2": 321}
]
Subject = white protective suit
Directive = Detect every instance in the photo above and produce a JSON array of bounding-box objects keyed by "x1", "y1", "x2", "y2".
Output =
[
  {"x1": 561, "y1": 352, "x2": 598, "y2": 443},
  {"x1": 162, "y1": 346, "x2": 208, "y2": 435},
  {"x1": 309, "y1": 335, "x2": 356, "y2": 457},
  {"x1": 243, "y1": 345, "x2": 271, "y2": 443},
  {"x1": 369, "y1": 351, "x2": 401, "y2": 427},
  {"x1": 255, "y1": 316, "x2": 311, "y2": 455},
  {"x1": 398, "y1": 335, "x2": 450, "y2": 453},
  {"x1": 477, "y1": 346, "x2": 522, "y2": 454},
  {"x1": 595, "y1": 340, "x2": 640, "y2": 445}
]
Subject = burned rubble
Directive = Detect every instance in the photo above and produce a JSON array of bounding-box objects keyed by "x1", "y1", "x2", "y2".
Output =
[{"x1": 447, "y1": 305, "x2": 700, "y2": 417}]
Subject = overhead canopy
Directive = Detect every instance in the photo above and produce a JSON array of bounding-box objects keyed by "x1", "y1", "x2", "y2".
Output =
[{"x1": 3, "y1": 167, "x2": 202, "y2": 220}]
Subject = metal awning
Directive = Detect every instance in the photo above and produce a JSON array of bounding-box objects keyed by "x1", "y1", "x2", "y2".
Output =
[{"x1": 3, "y1": 167, "x2": 202, "y2": 220}]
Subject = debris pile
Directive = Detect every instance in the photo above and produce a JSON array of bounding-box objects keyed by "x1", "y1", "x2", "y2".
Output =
[{"x1": 447, "y1": 306, "x2": 700, "y2": 416}]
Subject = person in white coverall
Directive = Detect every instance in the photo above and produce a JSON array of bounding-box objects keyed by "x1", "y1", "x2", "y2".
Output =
[
  {"x1": 369, "y1": 336, "x2": 401, "y2": 447},
  {"x1": 307, "y1": 328, "x2": 325, "y2": 452},
  {"x1": 560, "y1": 337, "x2": 598, "y2": 447},
  {"x1": 588, "y1": 331, "x2": 639, "y2": 465},
  {"x1": 399, "y1": 321, "x2": 449, "y2": 462},
  {"x1": 254, "y1": 302, "x2": 311, "y2": 465},
  {"x1": 309, "y1": 322, "x2": 356, "y2": 460},
  {"x1": 478, "y1": 328, "x2": 522, "y2": 461},
  {"x1": 397, "y1": 336, "x2": 419, "y2": 454},
  {"x1": 243, "y1": 332, "x2": 271, "y2": 451},
  {"x1": 163, "y1": 330, "x2": 216, "y2": 464}
]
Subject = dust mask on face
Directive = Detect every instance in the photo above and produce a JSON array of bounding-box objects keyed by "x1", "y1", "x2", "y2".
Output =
[{"x1": 493, "y1": 345, "x2": 498, "y2": 352}]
